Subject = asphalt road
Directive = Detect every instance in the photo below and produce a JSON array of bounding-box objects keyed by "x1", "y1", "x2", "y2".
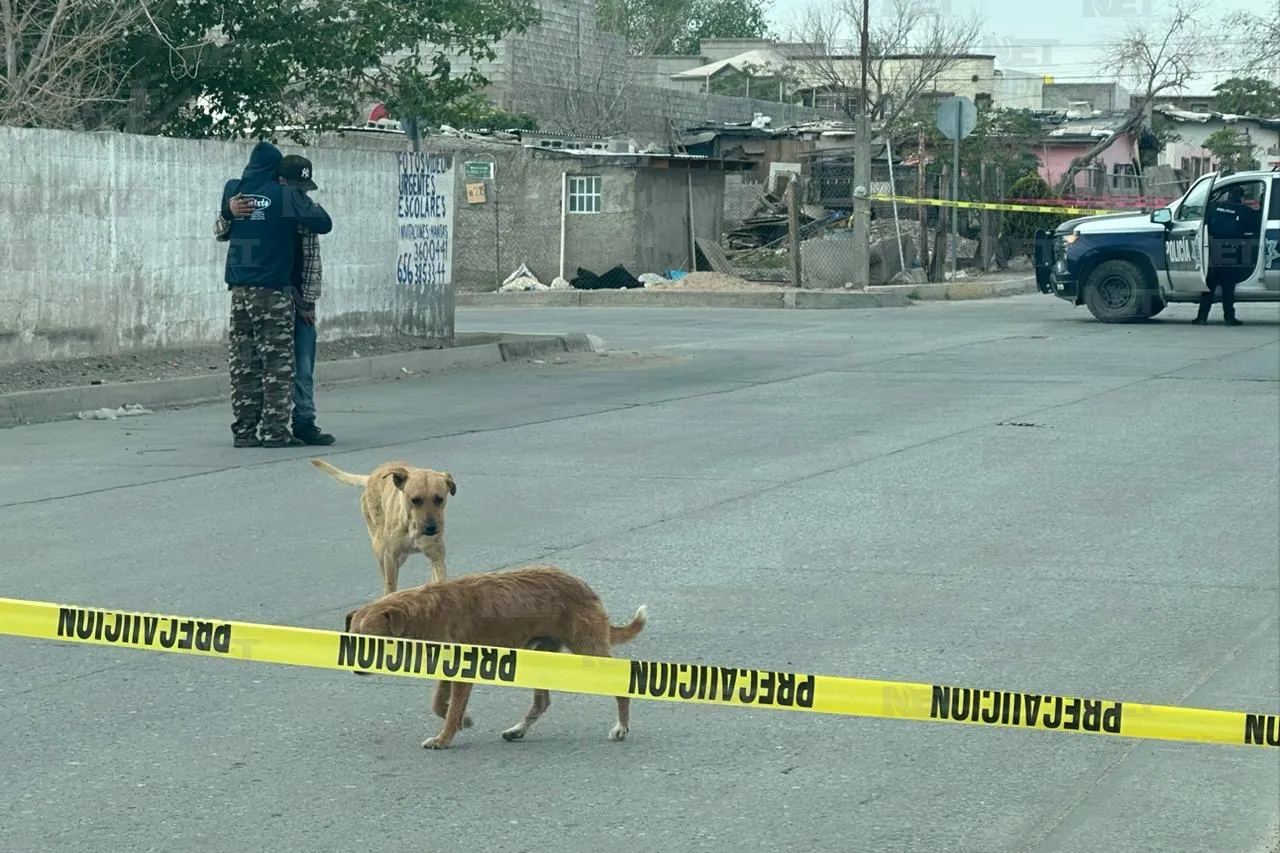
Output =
[{"x1": 1, "y1": 295, "x2": 1278, "y2": 853}]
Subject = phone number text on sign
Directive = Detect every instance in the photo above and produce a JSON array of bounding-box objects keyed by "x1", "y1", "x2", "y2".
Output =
[{"x1": 396, "y1": 151, "x2": 453, "y2": 290}]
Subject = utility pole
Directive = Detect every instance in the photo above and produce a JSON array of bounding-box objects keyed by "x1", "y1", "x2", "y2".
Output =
[{"x1": 851, "y1": 0, "x2": 871, "y2": 289}]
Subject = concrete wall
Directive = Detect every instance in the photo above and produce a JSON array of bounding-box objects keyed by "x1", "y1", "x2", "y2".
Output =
[
  {"x1": 1159, "y1": 119, "x2": 1280, "y2": 172},
  {"x1": 505, "y1": 80, "x2": 834, "y2": 140},
  {"x1": 992, "y1": 71, "x2": 1045, "y2": 110},
  {"x1": 0, "y1": 127, "x2": 456, "y2": 365},
  {"x1": 630, "y1": 56, "x2": 709, "y2": 90},
  {"x1": 449, "y1": 146, "x2": 728, "y2": 288},
  {"x1": 443, "y1": 145, "x2": 631, "y2": 287},
  {"x1": 306, "y1": 130, "x2": 732, "y2": 291},
  {"x1": 633, "y1": 167, "x2": 725, "y2": 273},
  {"x1": 1035, "y1": 135, "x2": 1138, "y2": 193},
  {"x1": 1042, "y1": 83, "x2": 1130, "y2": 113},
  {"x1": 793, "y1": 55, "x2": 1003, "y2": 105}
]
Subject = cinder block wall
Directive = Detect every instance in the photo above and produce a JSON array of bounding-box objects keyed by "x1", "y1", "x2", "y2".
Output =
[
  {"x1": 453, "y1": 0, "x2": 837, "y2": 138},
  {"x1": 0, "y1": 127, "x2": 455, "y2": 365}
]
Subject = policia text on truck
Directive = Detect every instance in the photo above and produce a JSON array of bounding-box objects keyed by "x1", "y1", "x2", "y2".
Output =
[{"x1": 1034, "y1": 167, "x2": 1280, "y2": 323}]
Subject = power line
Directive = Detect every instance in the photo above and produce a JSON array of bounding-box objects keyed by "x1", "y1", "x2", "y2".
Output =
[{"x1": 975, "y1": 39, "x2": 1266, "y2": 49}]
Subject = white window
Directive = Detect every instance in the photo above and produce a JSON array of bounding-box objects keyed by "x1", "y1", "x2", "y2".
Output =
[{"x1": 567, "y1": 175, "x2": 601, "y2": 213}]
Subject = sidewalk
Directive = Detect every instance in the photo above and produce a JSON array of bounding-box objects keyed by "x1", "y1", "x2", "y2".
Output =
[
  {"x1": 0, "y1": 331, "x2": 604, "y2": 428},
  {"x1": 456, "y1": 274, "x2": 1038, "y2": 308}
]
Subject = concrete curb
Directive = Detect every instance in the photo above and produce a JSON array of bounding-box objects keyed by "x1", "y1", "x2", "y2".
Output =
[
  {"x1": 456, "y1": 289, "x2": 908, "y2": 309},
  {"x1": 0, "y1": 333, "x2": 601, "y2": 429},
  {"x1": 864, "y1": 277, "x2": 1039, "y2": 301},
  {"x1": 456, "y1": 278, "x2": 1037, "y2": 308}
]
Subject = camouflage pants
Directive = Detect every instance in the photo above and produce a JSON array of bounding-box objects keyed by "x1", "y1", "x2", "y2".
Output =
[{"x1": 228, "y1": 286, "x2": 296, "y2": 442}]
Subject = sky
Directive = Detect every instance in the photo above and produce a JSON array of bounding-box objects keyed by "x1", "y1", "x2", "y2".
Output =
[{"x1": 765, "y1": 0, "x2": 1276, "y2": 95}]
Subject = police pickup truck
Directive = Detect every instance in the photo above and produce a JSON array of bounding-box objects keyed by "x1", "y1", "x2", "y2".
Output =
[{"x1": 1035, "y1": 167, "x2": 1280, "y2": 322}]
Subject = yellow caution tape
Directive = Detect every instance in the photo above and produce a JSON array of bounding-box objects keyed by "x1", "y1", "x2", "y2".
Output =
[
  {"x1": 866, "y1": 194, "x2": 1131, "y2": 215},
  {"x1": 1, "y1": 597, "x2": 1275, "y2": 748}
]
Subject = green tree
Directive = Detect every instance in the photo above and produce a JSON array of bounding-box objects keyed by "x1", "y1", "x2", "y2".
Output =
[
  {"x1": 1202, "y1": 127, "x2": 1259, "y2": 173},
  {"x1": 895, "y1": 103, "x2": 1044, "y2": 203},
  {"x1": 596, "y1": 0, "x2": 772, "y2": 56},
  {"x1": 890, "y1": 104, "x2": 1051, "y2": 270},
  {"x1": 1211, "y1": 77, "x2": 1280, "y2": 117},
  {"x1": 1002, "y1": 174, "x2": 1073, "y2": 254},
  {"x1": 78, "y1": 0, "x2": 540, "y2": 141}
]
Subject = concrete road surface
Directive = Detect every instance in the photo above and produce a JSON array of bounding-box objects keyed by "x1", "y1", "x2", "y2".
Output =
[{"x1": 1, "y1": 295, "x2": 1277, "y2": 853}]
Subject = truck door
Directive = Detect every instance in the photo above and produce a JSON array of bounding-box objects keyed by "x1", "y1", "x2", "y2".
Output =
[
  {"x1": 1226, "y1": 178, "x2": 1271, "y2": 293},
  {"x1": 1164, "y1": 172, "x2": 1215, "y2": 293},
  {"x1": 1266, "y1": 178, "x2": 1280, "y2": 292}
]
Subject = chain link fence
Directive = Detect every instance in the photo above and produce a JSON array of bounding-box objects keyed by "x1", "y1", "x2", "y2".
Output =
[{"x1": 739, "y1": 155, "x2": 1178, "y2": 289}]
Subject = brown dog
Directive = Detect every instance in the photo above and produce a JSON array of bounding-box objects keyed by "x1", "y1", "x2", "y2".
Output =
[
  {"x1": 343, "y1": 564, "x2": 647, "y2": 749},
  {"x1": 312, "y1": 458, "x2": 455, "y2": 593}
]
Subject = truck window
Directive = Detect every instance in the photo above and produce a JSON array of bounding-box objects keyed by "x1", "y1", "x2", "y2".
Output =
[
  {"x1": 1177, "y1": 176, "x2": 1213, "y2": 220},
  {"x1": 1271, "y1": 179, "x2": 1280, "y2": 219}
]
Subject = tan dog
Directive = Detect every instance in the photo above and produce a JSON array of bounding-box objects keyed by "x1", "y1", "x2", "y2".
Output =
[
  {"x1": 343, "y1": 564, "x2": 647, "y2": 749},
  {"x1": 312, "y1": 458, "x2": 455, "y2": 593}
]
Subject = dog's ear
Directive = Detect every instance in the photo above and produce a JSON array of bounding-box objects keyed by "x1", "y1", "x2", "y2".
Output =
[
  {"x1": 344, "y1": 609, "x2": 356, "y2": 633},
  {"x1": 445, "y1": 473, "x2": 456, "y2": 496},
  {"x1": 386, "y1": 468, "x2": 408, "y2": 490},
  {"x1": 385, "y1": 606, "x2": 409, "y2": 637}
]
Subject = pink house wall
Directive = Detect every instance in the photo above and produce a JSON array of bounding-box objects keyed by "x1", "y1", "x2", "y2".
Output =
[{"x1": 1034, "y1": 133, "x2": 1138, "y2": 193}]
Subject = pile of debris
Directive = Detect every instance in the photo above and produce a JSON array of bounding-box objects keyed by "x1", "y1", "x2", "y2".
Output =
[
  {"x1": 494, "y1": 239, "x2": 757, "y2": 292},
  {"x1": 725, "y1": 188, "x2": 831, "y2": 250},
  {"x1": 495, "y1": 263, "x2": 659, "y2": 292},
  {"x1": 496, "y1": 264, "x2": 572, "y2": 292}
]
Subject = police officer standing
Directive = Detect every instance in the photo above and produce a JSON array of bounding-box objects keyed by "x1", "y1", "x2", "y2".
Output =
[{"x1": 1194, "y1": 184, "x2": 1252, "y2": 326}]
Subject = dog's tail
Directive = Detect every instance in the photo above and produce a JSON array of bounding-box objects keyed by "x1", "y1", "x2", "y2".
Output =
[
  {"x1": 311, "y1": 458, "x2": 368, "y2": 487},
  {"x1": 608, "y1": 605, "x2": 647, "y2": 647}
]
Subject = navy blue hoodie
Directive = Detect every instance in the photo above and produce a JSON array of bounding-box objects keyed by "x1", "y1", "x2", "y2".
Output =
[{"x1": 220, "y1": 141, "x2": 333, "y2": 290}]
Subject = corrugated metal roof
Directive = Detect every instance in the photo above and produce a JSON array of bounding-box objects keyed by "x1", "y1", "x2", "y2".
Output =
[
  {"x1": 669, "y1": 48, "x2": 791, "y2": 80},
  {"x1": 1153, "y1": 103, "x2": 1280, "y2": 128}
]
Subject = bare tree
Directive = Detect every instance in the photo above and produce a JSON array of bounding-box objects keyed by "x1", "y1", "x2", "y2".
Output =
[
  {"x1": 1224, "y1": 1, "x2": 1280, "y2": 84},
  {"x1": 1056, "y1": 0, "x2": 1210, "y2": 195},
  {"x1": 535, "y1": 34, "x2": 637, "y2": 136},
  {"x1": 0, "y1": 0, "x2": 146, "y2": 128},
  {"x1": 512, "y1": 17, "x2": 670, "y2": 138},
  {"x1": 786, "y1": 0, "x2": 983, "y2": 129}
]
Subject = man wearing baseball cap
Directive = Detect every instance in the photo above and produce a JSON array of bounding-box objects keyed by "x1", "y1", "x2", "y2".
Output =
[{"x1": 276, "y1": 154, "x2": 336, "y2": 445}]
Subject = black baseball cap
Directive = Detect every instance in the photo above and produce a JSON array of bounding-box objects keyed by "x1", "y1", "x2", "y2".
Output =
[{"x1": 279, "y1": 154, "x2": 318, "y2": 190}]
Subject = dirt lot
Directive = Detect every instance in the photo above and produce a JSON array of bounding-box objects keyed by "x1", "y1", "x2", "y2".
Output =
[
  {"x1": 1, "y1": 333, "x2": 680, "y2": 396},
  {"x1": 1, "y1": 334, "x2": 486, "y2": 395},
  {"x1": 642, "y1": 272, "x2": 791, "y2": 291}
]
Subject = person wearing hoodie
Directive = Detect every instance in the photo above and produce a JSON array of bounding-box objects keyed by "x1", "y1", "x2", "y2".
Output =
[{"x1": 217, "y1": 141, "x2": 333, "y2": 448}]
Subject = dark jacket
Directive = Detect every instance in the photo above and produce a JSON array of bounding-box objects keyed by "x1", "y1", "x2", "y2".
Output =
[
  {"x1": 219, "y1": 141, "x2": 333, "y2": 291},
  {"x1": 1207, "y1": 199, "x2": 1257, "y2": 271}
]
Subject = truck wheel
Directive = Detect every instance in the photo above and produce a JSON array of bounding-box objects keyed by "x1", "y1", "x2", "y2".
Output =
[{"x1": 1084, "y1": 259, "x2": 1161, "y2": 323}]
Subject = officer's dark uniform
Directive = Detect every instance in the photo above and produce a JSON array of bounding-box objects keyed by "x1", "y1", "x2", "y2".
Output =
[{"x1": 1195, "y1": 189, "x2": 1255, "y2": 325}]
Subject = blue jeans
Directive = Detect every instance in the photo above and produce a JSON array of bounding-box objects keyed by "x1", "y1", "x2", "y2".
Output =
[{"x1": 293, "y1": 312, "x2": 317, "y2": 428}]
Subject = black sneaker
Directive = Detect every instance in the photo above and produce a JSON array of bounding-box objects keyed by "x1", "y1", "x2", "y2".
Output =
[
  {"x1": 1224, "y1": 318, "x2": 1243, "y2": 326},
  {"x1": 294, "y1": 424, "x2": 336, "y2": 446},
  {"x1": 233, "y1": 436, "x2": 261, "y2": 448},
  {"x1": 261, "y1": 436, "x2": 305, "y2": 448},
  {"x1": 1191, "y1": 317, "x2": 1208, "y2": 325}
]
